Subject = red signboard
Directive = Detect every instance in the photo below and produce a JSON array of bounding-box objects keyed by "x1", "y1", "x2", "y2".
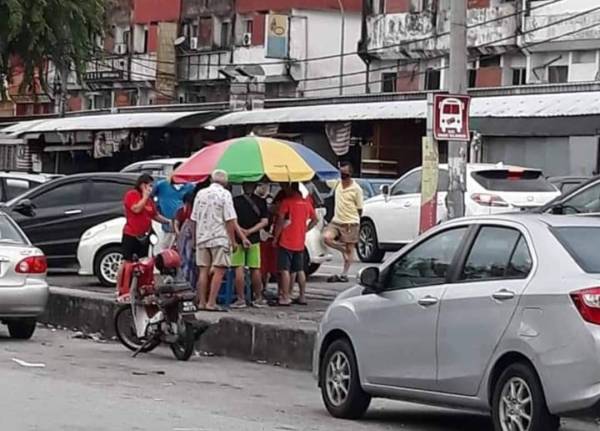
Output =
[{"x1": 433, "y1": 94, "x2": 471, "y2": 141}]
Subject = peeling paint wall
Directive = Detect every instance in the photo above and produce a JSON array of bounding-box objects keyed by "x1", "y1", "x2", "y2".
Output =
[
  {"x1": 523, "y1": 11, "x2": 600, "y2": 44},
  {"x1": 366, "y1": 3, "x2": 517, "y2": 59}
]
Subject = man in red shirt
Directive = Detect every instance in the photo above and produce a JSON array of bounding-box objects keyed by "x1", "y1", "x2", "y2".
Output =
[
  {"x1": 273, "y1": 183, "x2": 318, "y2": 306},
  {"x1": 118, "y1": 174, "x2": 170, "y2": 291}
]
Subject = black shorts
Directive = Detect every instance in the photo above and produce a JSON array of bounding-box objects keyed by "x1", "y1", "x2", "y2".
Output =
[
  {"x1": 277, "y1": 247, "x2": 304, "y2": 273},
  {"x1": 121, "y1": 234, "x2": 150, "y2": 261}
]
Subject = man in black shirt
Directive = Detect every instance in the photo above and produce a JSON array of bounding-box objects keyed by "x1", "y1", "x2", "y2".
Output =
[{"x1": 231, "y1": 183, "x2": 269, "y2": 308}]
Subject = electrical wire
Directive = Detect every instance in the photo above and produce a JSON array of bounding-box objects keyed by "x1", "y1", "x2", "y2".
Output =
[
  {"x1": 302, "y1": 16, "x2": 600, "y2": 94},
  {"x1": 107, "y1": 0, "x2": 566, "y2": 69}
]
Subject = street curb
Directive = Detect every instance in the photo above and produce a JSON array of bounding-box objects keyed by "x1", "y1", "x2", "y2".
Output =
[{"x1": 39, "y1": 288, "x2": 316, "y2": 371}]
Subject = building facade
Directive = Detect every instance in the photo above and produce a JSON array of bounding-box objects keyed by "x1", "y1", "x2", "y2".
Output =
[
  {"x1": 361, "y1": 0, "x2": 600, "y2": 93},
  {"x1": 177, "y1": 0, "x2": 366, "y2": 105}
]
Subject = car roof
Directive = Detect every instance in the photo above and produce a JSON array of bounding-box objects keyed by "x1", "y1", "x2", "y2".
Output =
[
  {"x1": 539, "y1": 175, "x2": 600, "y2": 212},
  {"x1": 445, "y1": 213, "x2": 600, "y2": 229},
  {"x1": 52, "y1": 172, "x2": 138, "y2": 181},
  {"x1": 432, "y1": 163, "x2": 535, "y2": 172},
  {"x1": 124, "y1": 158, "x2": 186, "y2": 167},
  {"x1": 0, "y1": 171, "x2": 50, "y2": 182}
]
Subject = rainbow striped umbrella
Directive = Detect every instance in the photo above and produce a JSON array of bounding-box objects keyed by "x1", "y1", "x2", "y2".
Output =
[{"x1": 173, "y1": 136, "x2": 340, "y2": 183}]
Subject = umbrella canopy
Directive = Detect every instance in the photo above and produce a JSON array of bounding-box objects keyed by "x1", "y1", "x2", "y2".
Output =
[{"x1": 173, "y1": 136, "x2": 340, "y2": 183}]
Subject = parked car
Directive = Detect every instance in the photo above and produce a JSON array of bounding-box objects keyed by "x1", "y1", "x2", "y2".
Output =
[
  {"x1": 315, "y1": 213, "x2": 600, "y2": 431},
  {"x1": 358, "y1": 163, "x2": 560, "y2": 262},
  {"x1": 548, "y1": 175, "x2": 589, "y2": 194},
  {"x1": 78, "y1": 218, "x2": 163, "y2": 286},
  {"x1": 540, "y1": 175, "x2": 600, "y2": 216},
  {"x1": 81, "y1": 182, "x2": 333, "y2": 287},
  {"x1": 0, "y1": 172, "x2": 53, "y2": 202},
  {"x1": 3, "y1": 173, "x2": 137, "y2": 269},
  {"x1": 353, "y1": 178, "x2": 395, "y2": 200},
  {"x1": 121, "y1": 158, "x2": 186, "y2": 178},
  {"x1": 0, "y1": 211, "x2": 48, "y2": 339}
]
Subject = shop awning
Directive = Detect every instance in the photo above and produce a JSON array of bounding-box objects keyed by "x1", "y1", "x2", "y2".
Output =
[
  {"x1": 204, "y1": 91, "x2": 600, "y2": 128},
  {"x1": 10, "y1": 111, "x2": 219, "y2": 137}
]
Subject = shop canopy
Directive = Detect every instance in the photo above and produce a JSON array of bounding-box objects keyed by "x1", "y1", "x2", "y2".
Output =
[
  {"x1": 203, "y1": 91, "x2": 600, "y2": 136},
  {"x1": 5, "y1": 111, "x2": 220, "y2": 137}
]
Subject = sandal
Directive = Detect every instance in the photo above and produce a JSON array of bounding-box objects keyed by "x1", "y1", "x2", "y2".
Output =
[
  {"x1": 292, "y1": 298, "x2": 308, "y2": 306},
  {"x1": 204, "y1": 306, "x2": 228, "y2": 313},
  {"x1": 327, "y1": 275, "x2": 342, "y2": 283}
]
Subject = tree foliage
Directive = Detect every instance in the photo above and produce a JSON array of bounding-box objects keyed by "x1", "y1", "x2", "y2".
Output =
[{"x1": 0, "y1": 0, "x2": 105, "y2": 100}]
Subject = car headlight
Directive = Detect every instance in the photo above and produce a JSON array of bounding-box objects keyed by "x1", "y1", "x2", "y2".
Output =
[{"x1": 81, "y1": 224, "x2": 107, "y2": 241}]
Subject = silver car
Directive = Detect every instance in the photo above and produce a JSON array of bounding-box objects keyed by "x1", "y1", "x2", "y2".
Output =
[
  {"x1": 0, "y1": 212, "x2": 48, "y2": 339},
  {"x1": 314, "y1": 213, "x2": 600, "y2": 431}
]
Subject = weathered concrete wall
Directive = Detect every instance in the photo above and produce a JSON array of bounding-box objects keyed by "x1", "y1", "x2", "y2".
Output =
[
  {"x1": 366, "y1": 2, "x2": 517, "y2": 59},
  {"x1": 39, "y1": 288, "x2": 316, "y2": 370}
]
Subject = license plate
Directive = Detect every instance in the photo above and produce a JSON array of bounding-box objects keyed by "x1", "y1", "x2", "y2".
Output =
[{"x1": 181, "y1": 301, "x2": 197, "y2": 313}]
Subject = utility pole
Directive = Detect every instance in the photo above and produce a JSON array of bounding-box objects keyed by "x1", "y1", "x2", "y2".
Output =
[{"x1": 447, "y1": 0, "x2": 468, "y2": 219}]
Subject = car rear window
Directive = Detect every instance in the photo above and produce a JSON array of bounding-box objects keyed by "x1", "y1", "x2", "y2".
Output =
[
  {"x1": 552, "y1": 227, "x2": 600, "y2": 273},
  {"x1": 472, "y1": 170, "x2": 556, "y2": 192},
  {"x1": 0, "y1": 214, "x2": 27, "y2": 244}
]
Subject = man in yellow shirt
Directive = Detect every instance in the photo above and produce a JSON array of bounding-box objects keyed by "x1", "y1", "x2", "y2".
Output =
[{"x1": 323, "y1": 162, "x2": 364, "y2": 283}]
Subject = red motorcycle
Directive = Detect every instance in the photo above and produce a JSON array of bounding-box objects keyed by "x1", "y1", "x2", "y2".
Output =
[{"x1": 114, "y1": 247, "x2": 197, "y2": 361}]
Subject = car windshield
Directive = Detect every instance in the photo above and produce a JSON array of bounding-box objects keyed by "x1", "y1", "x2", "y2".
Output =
[
  {"x1": 0, "y1": 214, "x2": 27, "y2": 244},
  {"x1": 552, "y1": 227, "x2": 600, "y2": 273},
  {"x1": 472, "y1": 170, "x2": 557, "y2": 192}
]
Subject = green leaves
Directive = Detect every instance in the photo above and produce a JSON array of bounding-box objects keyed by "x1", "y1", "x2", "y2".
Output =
[{"x1": 0, "y1": 0, "x2": 105, "y2": 100}]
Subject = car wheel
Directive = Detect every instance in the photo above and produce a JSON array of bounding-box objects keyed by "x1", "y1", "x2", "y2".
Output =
[
  {"x1": 357, "y1": 220, "x2": 384, "y2": 263},
  {"x1": 7, "y1": 318, "x2": 37, "y2": 339},
  {"x1": 303, "y1": 249, "x2": 320, "y2": 276},
  {"x1": 320, "y1": 338, "x2": 371, "y2": 419},
  {"x1": 492, "y1": 362, "x2": 560, "y2": 431},
  {"x1": 94, "y1": 245, "x2": 123, "y2": 287}
]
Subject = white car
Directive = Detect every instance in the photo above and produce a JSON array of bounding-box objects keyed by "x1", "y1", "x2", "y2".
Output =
[
  {"x1": 120, "y1": 158, "x2": 186, "y2": 178},
  {"x1": 357, "y1": 163, "x2": 560, "y2": 263},
  {"x1": 78, "y1": 212, "x2": 331, "y2": 287},
  {"x1": 77, "y1": 218, "x2": 164, "y2": 286}
]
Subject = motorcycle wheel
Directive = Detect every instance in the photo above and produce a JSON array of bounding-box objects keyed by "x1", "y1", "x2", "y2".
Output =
[
  {"x1": 170, "y1": 320, "x2": 195, "y2": 361},
  {"x1": 114, "y1": 305, "x2": 161, "y2": 353}
]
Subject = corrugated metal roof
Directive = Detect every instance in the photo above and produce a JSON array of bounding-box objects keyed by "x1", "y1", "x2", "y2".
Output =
[
  {"x1": 205, "y1": 91, "x2": 600, "y2": 127},
  {"x1": 9, "y1": 111, "x2": 211, "y2": 136}
]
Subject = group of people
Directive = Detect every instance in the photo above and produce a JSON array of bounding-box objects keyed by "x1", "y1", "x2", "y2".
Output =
[{"x1": 119, "y1": 161, "x2": 364, "y2": 312}]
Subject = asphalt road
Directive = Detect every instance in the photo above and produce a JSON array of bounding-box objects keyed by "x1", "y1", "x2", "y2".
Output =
[{"x1": 0, "y1": 327, "x2": 596, "y2": 431}]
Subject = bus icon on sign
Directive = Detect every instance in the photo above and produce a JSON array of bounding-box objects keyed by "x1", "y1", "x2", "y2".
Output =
[
  {"x1": 440, "y1": 98, "x2": 463, "y2": 133},
  {"x1": 433, "y1": 94, "x2": 471, "y2": 141}
]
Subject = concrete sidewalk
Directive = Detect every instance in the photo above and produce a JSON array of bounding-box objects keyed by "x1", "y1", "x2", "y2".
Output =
[{"x1": 40, "y1": 285, "x2": 333, "y2": 371}]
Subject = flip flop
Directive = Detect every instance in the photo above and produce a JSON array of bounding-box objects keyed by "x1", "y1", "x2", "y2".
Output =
[
  {"x1": 277, "y1": 301, "x2": 292, "y2": 307},
  {"x1": 292, "y1": 298, "x2": 308, "y2": 306},
  {"x1": 205, "y1": 306, "x2": 228, "y2": 313}
]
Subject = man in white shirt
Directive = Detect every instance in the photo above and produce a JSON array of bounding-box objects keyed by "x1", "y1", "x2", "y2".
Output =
[{"x1": 191, "y1": 170, "x2": 244, "y2": 311}]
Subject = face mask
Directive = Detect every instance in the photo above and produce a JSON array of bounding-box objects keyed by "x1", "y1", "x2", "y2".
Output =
[{"x1": 341, "y1": 173, "x2": 351, "y2": 180}]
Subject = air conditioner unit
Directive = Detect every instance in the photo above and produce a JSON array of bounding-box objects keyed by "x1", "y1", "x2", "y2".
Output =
[
  {"x1": 190, "y1": 37, "x2": 198, "y2": 50},
  {"x1": 116, "y1": 43, "x2": 127, "y2": 55},
  {"x1": 242, "y1": 32, "x2": 252, "y2": 47}
]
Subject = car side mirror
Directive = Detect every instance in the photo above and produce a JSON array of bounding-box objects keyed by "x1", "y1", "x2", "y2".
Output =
[
  {"x1": 380, "y1": 184, "x2": 390, "y2": 196},
  {"x1": 359, "y1": 267, "x2": 383, "y2": 293},
  {"x1": 14, "y1": 199, "x2": 35, "y2": 217}
]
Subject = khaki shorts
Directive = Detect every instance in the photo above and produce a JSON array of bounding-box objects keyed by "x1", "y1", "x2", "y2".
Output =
[
  {"x1": 325, "y1": 222, "x2": 359, "y2": 244},
  {"x1": 196, "y1": 246, "x2": 231, "y2": 268}
]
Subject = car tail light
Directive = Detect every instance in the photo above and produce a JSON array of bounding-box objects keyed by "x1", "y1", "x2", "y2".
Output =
[
  {"x1": 471, "y1": 193, "x2": 510, "y2": 207},
  {"x1": 571, "y1": 288, "x2": 600, "y2": 325},
  {"x1": 15, "y1": 256, "x2": 48, "y2": 274}
]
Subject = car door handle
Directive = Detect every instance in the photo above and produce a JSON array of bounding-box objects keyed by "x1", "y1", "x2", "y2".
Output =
[
  {"x1": 418, "y1": 296, "x2": 439, "y2": 307},
  {"x1": 403, "y1": 202, "x2": 412, "y2": 208},
  {"x1": 492, "y1": 289, "x2": 515, "y2": 301},
  {"x1": 64, "y1": 209, "x2": 82, "y2": 215}
]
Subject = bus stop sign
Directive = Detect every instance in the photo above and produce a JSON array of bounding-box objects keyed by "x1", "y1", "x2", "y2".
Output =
[{"x1": 433, "y1": 94, "x2": 471, "y2": 141}]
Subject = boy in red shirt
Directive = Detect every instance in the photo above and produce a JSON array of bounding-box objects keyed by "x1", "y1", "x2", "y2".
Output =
[{"x1": 273, "y1": 183, "x2": 318, "y2": 306}]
